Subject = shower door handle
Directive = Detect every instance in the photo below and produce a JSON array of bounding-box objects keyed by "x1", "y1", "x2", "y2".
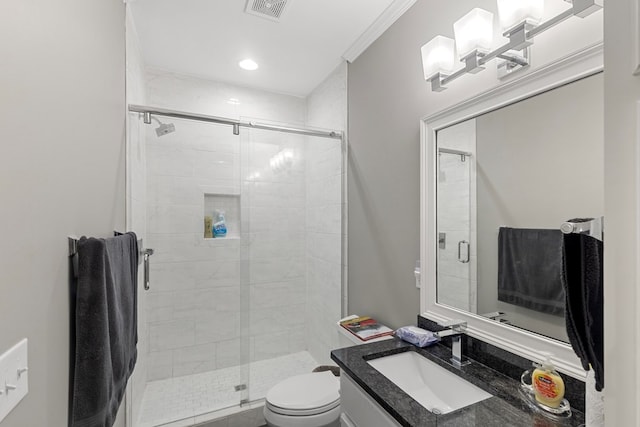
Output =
[
  {"x1": 457, "y1": 240, "x2": 470, "y2": 264},
  {"x1": 142, "y1": 248, "x2": 154, "y2": 290}
]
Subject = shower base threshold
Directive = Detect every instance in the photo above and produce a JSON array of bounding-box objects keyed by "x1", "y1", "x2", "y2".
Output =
[{"x1": 136, "y1": 351, "x2": 318, "y2": 427}]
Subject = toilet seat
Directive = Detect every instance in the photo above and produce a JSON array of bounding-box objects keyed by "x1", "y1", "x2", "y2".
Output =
[
  {"x1": 265, "y1": 371, "x2": 340, "y2": 416},
  {"x1": 266, "y1": 399, "x2": 340, "y2": 417}
]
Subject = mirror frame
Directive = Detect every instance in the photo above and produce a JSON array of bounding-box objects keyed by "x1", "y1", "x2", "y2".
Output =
[{"x1": 420, "y1": 43, "x2": 603, "y2": 380}]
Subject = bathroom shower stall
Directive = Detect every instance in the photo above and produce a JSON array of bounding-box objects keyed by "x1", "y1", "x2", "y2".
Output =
[
  {"x1": 435, "y1": 120, "x2": 477, "y2": 314},
  {"x1": 126, "y1": 105, "x2": 346, "y2": 427}
]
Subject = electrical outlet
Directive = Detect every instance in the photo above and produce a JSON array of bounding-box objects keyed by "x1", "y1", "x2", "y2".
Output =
[{"x1": 0, "y1": 339, "x2": 28, "y2": 423}]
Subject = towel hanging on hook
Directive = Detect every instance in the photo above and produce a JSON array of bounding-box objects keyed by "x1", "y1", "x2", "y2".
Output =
[{"x1": 561, "y1": 216, "x2": 604, "y2": 391}]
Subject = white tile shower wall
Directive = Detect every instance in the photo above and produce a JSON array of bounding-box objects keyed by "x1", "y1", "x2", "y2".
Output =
[
  {"x1": 244, "y1": 129, "x2": 308, "y2": 363},
  {"x1": 435, "y1": 120, "x2": 477, "y2": 312},
  {"x1": 126, "y1": 7, "x2": 149, "y2": 424},
  {"x1": 145, "y1": 70, "x2": 310, "y2": 380},
  {"x1": 304, "y1": 62, "x2": 347, "y2": 364},
  {"x1": 145, "y1": 115, "x2": 242, "y2": 381}
]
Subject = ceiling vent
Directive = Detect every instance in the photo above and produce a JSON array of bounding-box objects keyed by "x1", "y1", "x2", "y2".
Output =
[{"x1": 245, "y1": 0, "x2": 290, "y2": 22}]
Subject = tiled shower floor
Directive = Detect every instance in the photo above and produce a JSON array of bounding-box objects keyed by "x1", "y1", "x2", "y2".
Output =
[{"x1": 137, "y1": 351, "x2": 319, "y2": 427}]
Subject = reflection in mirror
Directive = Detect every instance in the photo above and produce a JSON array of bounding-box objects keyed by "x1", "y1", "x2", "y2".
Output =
[{"x1": 435, "y1": 73, "x2": 603, "y2": 342}]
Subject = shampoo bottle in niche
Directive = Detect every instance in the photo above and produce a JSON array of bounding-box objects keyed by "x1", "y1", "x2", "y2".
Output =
[
  {"x1": 531, "y1": 353, "x2": 565, "y2": 408},
  {"x1": 213, "y1": 210, "x2": 227, "y2": 238},
  {"x1": 204, "y1": 216, "x2": 213, "y2": 238}
]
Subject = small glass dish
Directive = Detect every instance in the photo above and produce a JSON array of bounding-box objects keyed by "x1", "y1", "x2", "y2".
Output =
[{"x1": 519, "y1": 377, "x2": 572, "y2": 419}]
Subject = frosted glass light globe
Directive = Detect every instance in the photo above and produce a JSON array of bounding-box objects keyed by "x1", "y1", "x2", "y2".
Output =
[
  {"x1": 496, "y1": 0, "x2": 544, "y2": 32},
  {"x1": 421, "y1": 36, "x2": 455, "y2": 80},
  {"x1": 453, "y1": 8, "x2": 495, "y2": 59}
]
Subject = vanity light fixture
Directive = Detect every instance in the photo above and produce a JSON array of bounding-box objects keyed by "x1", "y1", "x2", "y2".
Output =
[{"x1": 421, "y1": 0, "x2": 603, "y2": 92}]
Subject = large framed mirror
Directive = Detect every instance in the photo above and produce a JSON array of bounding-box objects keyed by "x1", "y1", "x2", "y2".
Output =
[{"x1": 420, "y1": 44, "x2": 603, "y2": 380}]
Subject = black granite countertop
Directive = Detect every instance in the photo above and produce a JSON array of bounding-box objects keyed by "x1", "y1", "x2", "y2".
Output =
[{"x1": 331, "y1": 338, "x2": 585, "y2": 427}]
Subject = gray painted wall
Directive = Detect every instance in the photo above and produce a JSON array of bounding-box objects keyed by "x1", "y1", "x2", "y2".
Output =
[
  {"x1": 475, "y1": 73, "x2": 603, "y2": 342},
  {"x1": 0, "y1": 1, "x2": 126, "y2": 425},
  {"x1": 347, "y1": 0, "x2": 601, "y2": 329}
]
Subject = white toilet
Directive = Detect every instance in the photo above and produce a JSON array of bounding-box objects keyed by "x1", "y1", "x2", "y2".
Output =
[{"x1": 263, "y1": 316, "x2": 392, "y2": 427}]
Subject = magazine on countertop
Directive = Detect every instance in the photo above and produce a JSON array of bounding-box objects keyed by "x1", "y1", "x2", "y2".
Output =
[{"x1": 339, "y1": 316, "x2": 394, "y2": 341}]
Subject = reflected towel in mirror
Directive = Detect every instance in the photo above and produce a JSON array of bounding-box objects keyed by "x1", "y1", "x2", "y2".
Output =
[{"x1": 497, "y1": 227, "x2": 565, "y2": 316}]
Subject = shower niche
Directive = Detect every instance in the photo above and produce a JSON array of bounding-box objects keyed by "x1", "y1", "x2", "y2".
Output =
[{"x1": 203, "y1": 193, "x2": 241, "y2": 239}]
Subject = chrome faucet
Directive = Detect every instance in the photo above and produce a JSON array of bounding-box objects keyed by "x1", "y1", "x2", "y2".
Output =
[
  {"x1": 481, "y1": 311, "x2": 511, "y2": 324},
  {"x1": 481, "y1": 311, "x2": 504, "y2": 320},
  {"x1": 435, "y1": 320, "x2": 470, "y2": 367}
]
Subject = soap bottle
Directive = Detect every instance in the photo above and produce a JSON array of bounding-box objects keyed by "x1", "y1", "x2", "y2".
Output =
[
  {"x1": 213, "y1": 210, "x2": 227, "y2": 238},
  {"x1": 532, "y1": 353, "x2": 565, "y2": 408}
]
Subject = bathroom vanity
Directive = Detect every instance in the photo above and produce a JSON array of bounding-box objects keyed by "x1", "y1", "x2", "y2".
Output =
[
  {"x1": 339, "y1": 32, "x2": 603, "y2": 427},
  {"x1": 331, "y1": 336, "x2": 585, "y2": 427},
  {"x1": 414, "y1": 42, "x2": 605, "y2": 424}
]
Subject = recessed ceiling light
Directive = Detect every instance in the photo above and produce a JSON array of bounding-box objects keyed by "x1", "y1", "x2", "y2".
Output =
[{"x1": 239, "y1": 59, "x2": 259, "y2": 71}]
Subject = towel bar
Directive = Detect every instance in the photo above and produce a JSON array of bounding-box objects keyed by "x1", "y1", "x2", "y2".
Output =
[
  {"x1": 68, "y1": 235, "x2": 143, "y2": 261},
  {"x1": 560, "y1": 217, "x2": 604, "y2": 242},
  {"x1": 68, "y1": 233, "x2": 145, "y2": 278}
]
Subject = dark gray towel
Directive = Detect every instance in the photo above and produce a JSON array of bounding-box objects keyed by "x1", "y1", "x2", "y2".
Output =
[
  {"x1": 497, "y1": 227, "x2": 565, "y2": 316},
  {"x1": 562, "y1": 228, "x2": 604, "y2": 391},
  {"x1": 71, "y1": 232, "x2": 138, "y2": 427}
]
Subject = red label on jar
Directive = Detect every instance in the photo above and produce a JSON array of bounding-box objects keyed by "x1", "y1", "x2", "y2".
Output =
[{"x1": 533, "y1": 374, "x2": 558, "y2": 399}]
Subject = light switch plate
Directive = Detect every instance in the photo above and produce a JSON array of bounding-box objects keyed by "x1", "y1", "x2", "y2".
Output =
[{"x1": 0, "y1": 339, "x2": 29, "y2": 423}]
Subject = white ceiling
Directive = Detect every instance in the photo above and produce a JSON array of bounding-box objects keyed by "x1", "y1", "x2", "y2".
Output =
[{"x1": 129, "y1": 0, "x2": 412, "y2": 97}]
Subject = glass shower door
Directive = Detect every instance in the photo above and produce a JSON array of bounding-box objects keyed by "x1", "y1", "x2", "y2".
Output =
[
  {"x1": 436, "y1": 148, "x2": 473, "y2": 312},
  {"x1": 128, "y1": 112, "x2": 251, "y2": 426},
  {"x1": 241, "y1": 125, "x2": 345, "y2": 404},
  {"x1": 127, "y1": 109, "x2": 345, "y2": 425}
]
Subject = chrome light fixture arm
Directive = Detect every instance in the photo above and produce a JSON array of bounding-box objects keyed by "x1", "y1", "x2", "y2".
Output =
[{"x1": 426, "y1": 0, "x2": 602, "y2": 92}]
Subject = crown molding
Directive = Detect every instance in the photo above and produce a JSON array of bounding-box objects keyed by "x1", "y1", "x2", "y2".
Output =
[{"x1": 342, "y1": 0, "x2": 416, "y2": 63}]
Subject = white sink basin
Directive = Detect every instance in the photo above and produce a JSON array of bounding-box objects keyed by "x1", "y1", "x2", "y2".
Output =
[{"x1": 367, "y1": 351, "x2": 492, "y2": 414}]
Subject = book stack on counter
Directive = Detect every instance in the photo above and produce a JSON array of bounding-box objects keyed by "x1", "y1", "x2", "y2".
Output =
[{"x1": 339, "y1": 316, "x2": 394, "y2": 342}]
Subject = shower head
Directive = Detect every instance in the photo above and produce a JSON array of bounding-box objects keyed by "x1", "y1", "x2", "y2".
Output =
[
  {"x1": 155, "y1": 122, "x2": 176, "y2": 137},
  {"x1": 143, "y1": 114, "x2": 176, "y2": 137}
]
